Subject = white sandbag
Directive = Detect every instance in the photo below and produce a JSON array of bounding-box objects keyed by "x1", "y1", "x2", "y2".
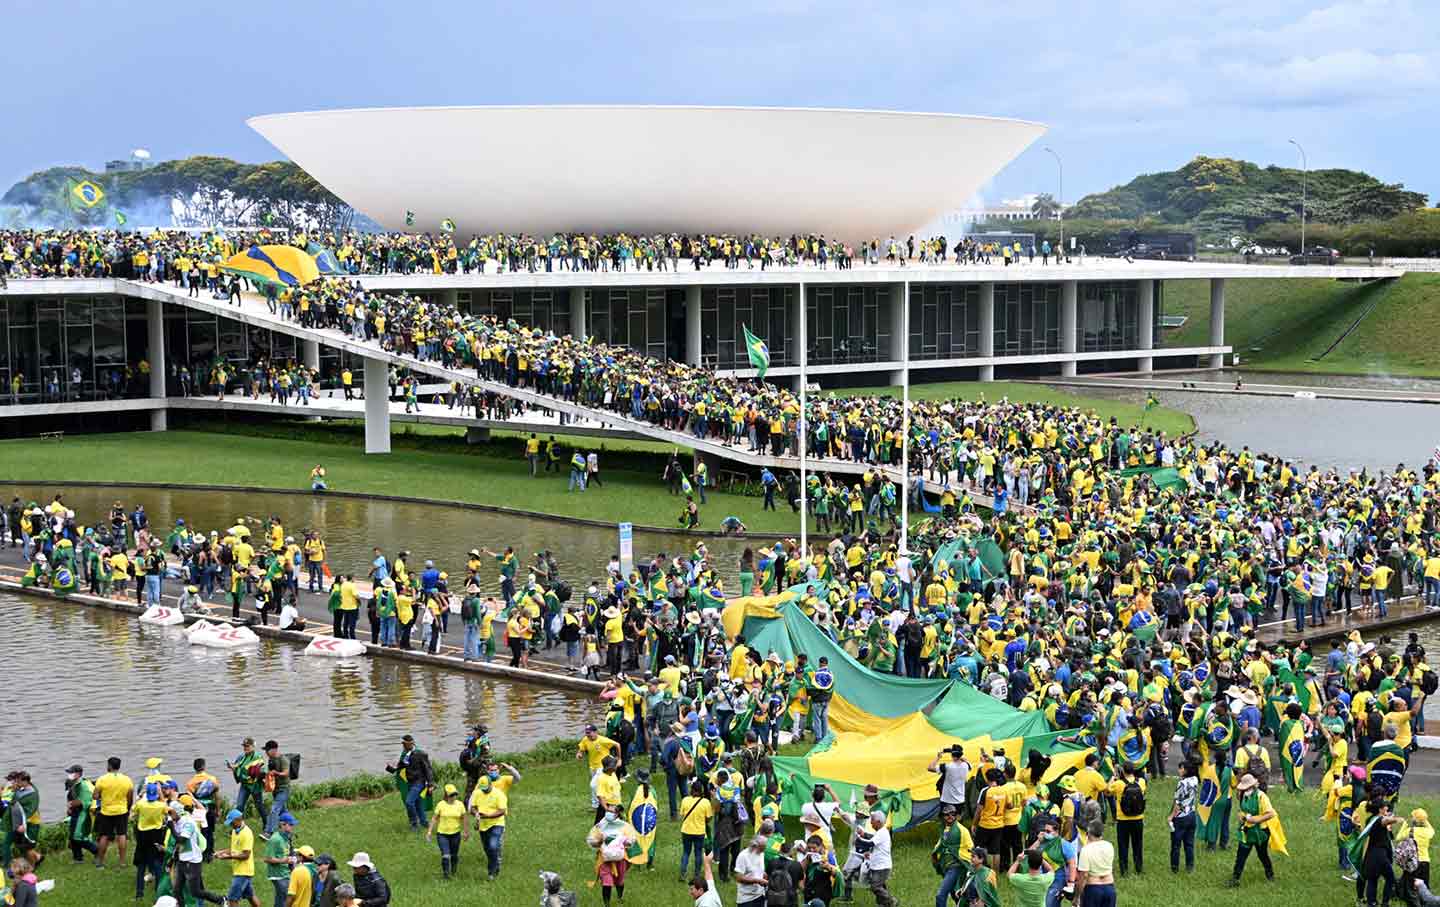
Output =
[
  {"x1": 182, "y1": 618, "x2": 217, "y2": 637},
  {"x1": 139, "y1": 604, "x2": 185, "y2": 626},
  {"x1": 304, "y1": 637, "x2": 367, "y2": 658},
  {"x1": 189, "y1": 624, "x2": 260, "y2": 649}
]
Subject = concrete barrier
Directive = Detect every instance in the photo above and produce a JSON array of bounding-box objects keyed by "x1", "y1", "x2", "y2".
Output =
[
  {"x1": 139, "y1": 604, "x2": 185, "y2": 626},
  {"x1": 304, "y1": 637, "x2": 367, "y2": 658}
]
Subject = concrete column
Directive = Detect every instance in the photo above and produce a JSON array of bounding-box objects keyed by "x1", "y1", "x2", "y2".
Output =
[
  {"x1": 888, "y1": 281, "x2": 908, "y2": 362},
  {"x1": 1136, "y1": 280, "x2": 1155, "y2": 373},
  {"x1": 363, "y1": 357, "x2": 391, "y2": 454},
  {"x1": 1059, "y1": 280, "x2": 1078, "y2": 378},
  {"x1": 147, "y1": 299, "x2": 167, "y2": 431},
  {"x1": 685, "y1": 285, "x2": 702, "y2": 366},
  {"x1": 977, "y1": 282, "x2": 995, "y2": 382},
  {"x1": 570, "y1": 287, "x2": 587, "y2": 341},
  {"x1": 1209, "y1": 278, "x2": 1226, "y2": 368},
  {"x1": 303, "y1": 340, "x2": 320, "y2": 371}
]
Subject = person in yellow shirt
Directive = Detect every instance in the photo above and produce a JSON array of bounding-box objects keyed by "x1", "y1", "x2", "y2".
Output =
[
  {"x1": 93, "y1": 756, "x2": 135, "y2": 867},
  {"x1": 426, "y1": 784, "x2": 470, "y2": 879},
  {"x1": 215, "y1": 808, "x2": 257, "y2": 903},
  {"x1": 303, "y1": 531, "x2": 326, "y2": 592},
  {"x1": 576, "y1": 725, "x2": 620, "y2": 774},
  {"x1": 677, "y1": 780, "x2": 715, "y2": 878},
  {"x1": 1106, "y1": 763, "x2": 1147, "y2": 875},
  {"x1": 468, "y1": 776, "x2": 508, "y2": 881},
  {"x1": 973, "y1": 767, "x2": 1010, "y2": 871}
]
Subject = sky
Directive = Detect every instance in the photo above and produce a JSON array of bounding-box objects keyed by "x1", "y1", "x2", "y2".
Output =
[{"x1": 3, "y1": 0, "x2": 1436, "y2": 211}]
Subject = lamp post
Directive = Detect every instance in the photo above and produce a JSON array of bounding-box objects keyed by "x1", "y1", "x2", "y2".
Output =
[
  {"x1": 1043, "y1": 146, "x2": 1063, "y2": 258},
  {"x1": 1288, "y1": 139, "x2": 1307, "y2": 255}
]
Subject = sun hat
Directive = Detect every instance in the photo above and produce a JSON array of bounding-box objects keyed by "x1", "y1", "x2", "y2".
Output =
[
  {"x1": 1236, "y1": 773, "x2": 1258, "y2": 792},
  {"x1": 347, "y1": 852, "x2": 374, "y2": 870}
]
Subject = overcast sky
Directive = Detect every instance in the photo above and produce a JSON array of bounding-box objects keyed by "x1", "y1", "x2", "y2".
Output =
[{"x1": 3, "y1": 0, "x2": 1435, "y2": 209}]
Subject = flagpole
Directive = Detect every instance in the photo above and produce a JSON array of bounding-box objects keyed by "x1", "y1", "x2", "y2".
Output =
[
  {"x1": 900, "y1": 280, "x2": 910, "y2": 555},
  {"x1": 798, "y1": 282, "x2": 808, "y2": 558}
]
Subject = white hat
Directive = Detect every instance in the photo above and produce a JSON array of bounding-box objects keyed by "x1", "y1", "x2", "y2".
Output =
[
  {"x1": 346, "y1": 851, "x2": 374, "y2": 870},
  {"x1": 153, "y1": 898, "x2": 179, "y2": 907}
]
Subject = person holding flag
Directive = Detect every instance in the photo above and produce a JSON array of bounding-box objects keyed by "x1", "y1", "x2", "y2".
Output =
[
  {"x1": 1196, "y1": 753, "x2": 1233, "y2": 851},
  {"x1": 1227, "y1": 772, "x2": 1286, "y2": 887},
  {"x1": 1277, "y1": 702, "x2": 1308, "y2": 792},
  {"x1": 743, "y1": 324, "x2": 769, "y2": 381},
  {"x1": 626, "y1": 771, "x2": 659, "y2": 870}
]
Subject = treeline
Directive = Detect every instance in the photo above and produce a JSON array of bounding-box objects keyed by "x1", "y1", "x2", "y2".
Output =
[{"x1": 0, "y1": 156, "x2": 359, "y2": 231}]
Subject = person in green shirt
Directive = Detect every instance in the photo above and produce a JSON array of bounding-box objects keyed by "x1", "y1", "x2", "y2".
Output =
[
  {"x1": 65, "y1": 764, "x2": 97, "y2": 861},
  {"x1": 1007, "y1": 848, "x2": 1055, "y2": 907},
  {"x1": 263, "y1": 814, "x2": 296, "y2": 907},
  {"x1": 932, "y1": 805, "x2": 972, "y2": 906}
]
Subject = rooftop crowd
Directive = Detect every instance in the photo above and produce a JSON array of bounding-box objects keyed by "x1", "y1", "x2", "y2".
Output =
[{"x1": 0, "y1": 227, "x2": 1064, "y2": 282}]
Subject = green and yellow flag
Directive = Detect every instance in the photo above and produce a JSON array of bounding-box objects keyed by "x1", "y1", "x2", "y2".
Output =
[
  {"x1": 71, "y1": 179, "x2": 105, "y2": 208},
  {"x1": 1144, "y1": 392, "x2": 1160, "y2": 412},
  {"x1": 440, "y1": 218, "x2": 456, "y2": 234},
  {"x1": 743, "y1": 324, "x2": 770, "y2": 380},
  {"x1": 114, "y1": 211, "x2": 127, "y2": 227},
  {"x1": 405, "y1": 210, "x2": 415, "y2": 227}
]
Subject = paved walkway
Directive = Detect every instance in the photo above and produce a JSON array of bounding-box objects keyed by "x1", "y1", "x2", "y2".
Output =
[{"x1": 1035, "y1": 373, "x2": 1440, "y2": 406}]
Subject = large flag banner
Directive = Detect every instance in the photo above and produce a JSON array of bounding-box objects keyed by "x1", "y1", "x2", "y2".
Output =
[{"x1": 743, "y1": 324, "x2": 770, "y2": 380}]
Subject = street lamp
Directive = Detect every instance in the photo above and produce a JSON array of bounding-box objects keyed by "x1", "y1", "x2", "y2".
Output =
[
  {"x1": 1288, "y1": 139, "x2": 1307, "y2": 255},
  {"x1": 1043, "y1": 147, "x2": 1063, "y2": 259}
]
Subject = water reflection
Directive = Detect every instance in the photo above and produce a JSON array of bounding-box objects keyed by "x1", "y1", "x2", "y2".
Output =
[
  {"x1": 8, "y1": 593, "x2": 601, "y2": 804},
  {"x1": 5, "y1": 484, "x2": 752, "y2": 589}
]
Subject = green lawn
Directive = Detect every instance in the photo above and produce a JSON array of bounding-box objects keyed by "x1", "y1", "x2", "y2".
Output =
[
  {"x1": 1162, "y1": 273, "x2": 1440, "y2": 377},
  {"x1": 27, "y1": 742, "x2": 1437, "y2": 907},
  {"x1": 0, "y1": 429, "x2": 803, "y2": 535},
  {"x1": 845, "y1": 381, "x2": 1196, "y2": 436}
]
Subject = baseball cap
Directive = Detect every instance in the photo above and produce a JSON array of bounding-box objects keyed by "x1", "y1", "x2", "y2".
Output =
[
  {"x1": 296, "y1": 845, "x2": 316, "y2": 859},
  {"x1": 225, "y1": 809, "x2": 244, "y2": 823}
]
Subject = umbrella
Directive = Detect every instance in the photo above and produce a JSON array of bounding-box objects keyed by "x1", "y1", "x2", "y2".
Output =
[{"x1": 220, "y1": 244, "x2": 320, "y2": 289}]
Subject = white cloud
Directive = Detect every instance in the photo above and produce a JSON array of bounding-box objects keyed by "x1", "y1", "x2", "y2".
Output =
[{"x1": 1218, "y1": 50, "x2": 1436, "y2": 106}]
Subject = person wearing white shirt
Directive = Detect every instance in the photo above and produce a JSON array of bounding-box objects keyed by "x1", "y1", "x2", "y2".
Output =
[
  {"x1": 733, "y1": 835, "x2": 769, "y2": 907},
  {"x1": 689, "y1": 852, "x2": 724, "y2": 907},
  {"x1": 859, "y1": 812, "x2": 896, "y2": 907},
  {"x1": 169, "y1": 802, "x2": 222, "y2": 905},
  {"x1": 278, "y1": 602, "x2": 304, "y2": 631}
]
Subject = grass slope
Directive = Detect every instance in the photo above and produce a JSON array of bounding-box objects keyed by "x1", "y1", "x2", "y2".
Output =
[
  {"x1": 1162, "y1": 273, "x2": 1440, "y2": 376},
  {"x1": 848, "y1": 381, "x2": 1196, "y2": 436},
  {"x1": 0, "y1": 429, "x2": 802, "y2": 535},
  {"x1": 28, "y1": 745, "x2": 1438, "y2": 907}
]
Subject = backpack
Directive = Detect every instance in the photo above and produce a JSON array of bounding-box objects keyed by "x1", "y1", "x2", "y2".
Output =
[
  {"x1": 285, "y1": 753, "x2": 301, "y2": 781},
  {"x1": 1119, "y1": 780, "x2": 1146, "y2": 816},
  {"x1": 673, "y1": 746, "x2": 694, "y2": 777},
  {"x1": 766, "y1": 859, "x2": 797, "y2": 907},
  {"x1": 1396, "y1": 834, "x2": 1420, "y2": 873},
  {"x1": 1242, "y1": 745, "x2": 1270, "y2": 789},
  {"x1": 1366, "y1": 708, "x2": 1384, "y2": 741},
  {"x1": 1422, "y1": 671, "x2": 1438, "y2": 696},
  {"x1": 554, "y1": 580, "x2": 573, "y2": 603}
]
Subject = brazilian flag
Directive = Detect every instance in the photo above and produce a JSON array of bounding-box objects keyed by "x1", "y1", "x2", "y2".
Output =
[
  {"x1": 115, "y1": 211, "x2": 128, "y2": 227},
  {"x1": 440, "y1": 218, "x2": 456, "y2": 234},
  {"x1": 405, "y1": 210, "x2": 415, "y2": 227},
  {"x1": 53, "y1": 564, "x2": 77, "y2": 597},
  {"x1": 1195, "y1": 758, "x2": 1231, "y2": 844},
  {"x1": 627, "y1": 787, "x2": 658, "y2": 865},
  {"x1": 1278, "y1": 716, "x2": 1306, "y2": 791},
  {"x1": 743, "y1": 324, "x2": 770, "y2": 380},
  {"x1": 70, "y1": 179, "x2": 105, "y2": 209}
]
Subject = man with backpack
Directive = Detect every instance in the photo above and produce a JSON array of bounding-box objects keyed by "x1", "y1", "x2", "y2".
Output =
[
  {"x1": 1233, "y1": 728, "x2": 1271, "y2": 792},
  {"x1": 764, "y1": 841, "x2": 804, "y2": 907},
  {"x1": 1107, "y1": 763, "x2": 1147, "y2": 876}
]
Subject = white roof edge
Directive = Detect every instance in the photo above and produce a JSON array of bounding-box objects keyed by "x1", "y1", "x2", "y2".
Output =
[{"x1": 246, "y1": 105, "x2": 1047, "y2": 131}]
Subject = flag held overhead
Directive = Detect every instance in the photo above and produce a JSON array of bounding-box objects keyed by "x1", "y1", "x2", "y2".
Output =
[{"x1": 743, "y1": 324, "x2": 770, "y2": 381}]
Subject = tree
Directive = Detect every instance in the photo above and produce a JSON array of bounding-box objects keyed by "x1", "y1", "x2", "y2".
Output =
[{"x1": 1030, "y1": 193, "x2": 1060, "y2": 219}]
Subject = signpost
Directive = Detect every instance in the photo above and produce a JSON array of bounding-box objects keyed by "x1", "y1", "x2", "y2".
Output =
[{"x1": 618, "y1": 521, "x2": 634, "y2": 577}]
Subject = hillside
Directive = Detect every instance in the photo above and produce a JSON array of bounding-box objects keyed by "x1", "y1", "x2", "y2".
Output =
[
  {"x1": 1066, "y1": 155, "x2": 1427, "y2": 242},
  {"x1": 0, "y1": 156, "x2": 365, "y2": 231},
  {"x1": 1163, "y1": 273, "x2": 1440, "y2": 376}
]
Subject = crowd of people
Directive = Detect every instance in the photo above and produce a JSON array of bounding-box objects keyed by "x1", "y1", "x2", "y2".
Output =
[
  {"x1": 6, "y1": 228, "x2": 1440, "y2": 907},
  {"x1": 0, "y1": 228, "x2": 1075, "y2": 282}
]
